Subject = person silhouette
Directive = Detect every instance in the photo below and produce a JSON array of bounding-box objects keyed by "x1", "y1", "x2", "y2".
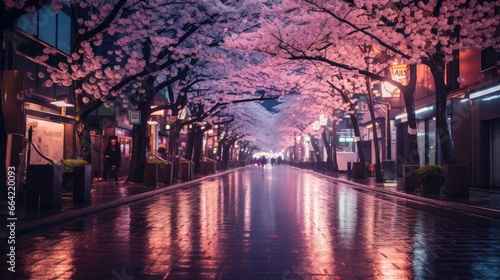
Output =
[{"x1": 103, "y1": 135, "x2": 121, "y2": 184}]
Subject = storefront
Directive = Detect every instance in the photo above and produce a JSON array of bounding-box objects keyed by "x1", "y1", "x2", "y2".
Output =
[
  {"x1": 394, "y1": 104, "x2": 444, "y2": 175},
  {"x1": 87, "y1": 98, "x2": 133, "y2": 179},
  {"x1": 454, "y1": 82, "x2": 500, "y2": 188}
]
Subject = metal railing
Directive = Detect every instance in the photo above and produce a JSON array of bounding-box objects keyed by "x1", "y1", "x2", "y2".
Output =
[
  {"x1": 7, "y1": 132, "x2": 60, "y2": 165},
  {"x1": 148, "y1": 153, "x2": 171, "y2": 165},
  {"x1": 202, "y1": 157, "x2": 216, "y2": 162}
]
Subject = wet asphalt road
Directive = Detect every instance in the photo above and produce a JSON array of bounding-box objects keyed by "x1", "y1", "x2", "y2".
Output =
[{"x1": 3, "y1": 165, "x2": 500, "y2": 279}]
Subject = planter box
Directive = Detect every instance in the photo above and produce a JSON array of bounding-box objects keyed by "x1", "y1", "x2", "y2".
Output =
[
  {"x1": 445, "y1": 165, "x2": 469, "y2": 198},
  {"x1": 239, "y1": 160, "x2": 247, "y2": 167},
  {"x1": 382, "y1": 161, "x2": 396, "y2": 180},
  {"x1": 25, "y1": 164, "x2": 63, "y2": 209},
  {"x1": 63, "y1": 165, "x2": 92, "y2": 203},
  {"x1": 72, "y1": 165, "x2": 92, "y2": 203},
  {"x1": 352, "y1": 162, "x2": 367, "y2": 179},
  {"x1": 420, "y1": 177, "x2": 441, "y2": 196},
  {"x1": 179, "y1": 160, "x2": 193, "y2": 181},
  {"x1": 402, "y1": 165, "x2": 419, "y2": 192},
  {"x1": 200, "y1": 161, "x2": 216, "y2": 175},
  {"x1": 158, "y1": 162, "x2": 173, "y2": 185},
  {"x1": 144, "y1": 162, "x2": 173, "y2": 186}
]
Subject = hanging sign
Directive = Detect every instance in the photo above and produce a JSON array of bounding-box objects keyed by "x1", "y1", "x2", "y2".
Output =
[{"x1": 128, "y1": 110, "x2": 141, "y2": 125}]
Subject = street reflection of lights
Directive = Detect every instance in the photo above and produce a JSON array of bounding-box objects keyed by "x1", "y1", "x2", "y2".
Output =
[{"x1": 24, "y1": 236, "x2": 76, "y2": 278}]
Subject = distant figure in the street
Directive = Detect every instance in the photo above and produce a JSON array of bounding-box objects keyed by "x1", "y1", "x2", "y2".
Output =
[
  {"x1": 103, "y1": 135, "x2": 121, "y2": 184},
  {"x1": 271, "y1": 157, "x2": 276, "y2": 166},
  {"x1": 277, "y1": 156, "x2": 282, "y2": 165},
  {"x1": 262, "y1": 156, "x2": 267, "y2": 166},
  {"x1": 258, "y1": 157, "x2": 262, "y2": 167}
]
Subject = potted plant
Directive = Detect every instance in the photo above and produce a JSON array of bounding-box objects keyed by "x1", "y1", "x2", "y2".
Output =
[
  {"x1": 416, "y1": 164, "x2": 444, "y2": 195},
  {"x1": 62, "y1": 159, "x2": 91, "y2": 203}
]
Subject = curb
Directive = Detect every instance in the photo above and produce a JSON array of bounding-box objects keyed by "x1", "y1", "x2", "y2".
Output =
[
  {"x1": 295, "y1": 167, "x2": 500, "y2": 220},
  {"x1": 16, "y1": 167, "x2": 245, "y2": 235}
]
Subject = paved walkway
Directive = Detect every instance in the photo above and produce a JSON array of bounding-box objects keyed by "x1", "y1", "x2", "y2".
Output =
[
  {"x1": 2, "y1": 165, "x2": 500, "y2": 279},
  {"x1": 2, "y1": 164, "x2": 500, "y2": 236}
]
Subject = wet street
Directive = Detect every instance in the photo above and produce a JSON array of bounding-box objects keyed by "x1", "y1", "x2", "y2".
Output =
[{"x1": 3, "y1": 166, "x2": 500, "y2": 279}]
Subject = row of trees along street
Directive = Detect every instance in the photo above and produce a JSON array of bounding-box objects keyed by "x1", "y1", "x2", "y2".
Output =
[{"x1": 1, "y1": 0, "x2": 499, "y2": 184}]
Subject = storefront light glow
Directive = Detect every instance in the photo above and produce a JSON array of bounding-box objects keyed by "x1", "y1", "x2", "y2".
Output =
[
  {"x1": 469, "y1": 84, "x2": 500, "y2": 100},
  {"x1": 147, "y1": 119, "x2": 158, "y2": 125},
  {"x1": 50, "y1": 95, "x2": 74, "y2": 107},
  {"x1": 395, "y1": 106, "x2": 433, "y2": 120},
  {"x1": 482, "y1": 95, "x2": 500, "y2": 101}
]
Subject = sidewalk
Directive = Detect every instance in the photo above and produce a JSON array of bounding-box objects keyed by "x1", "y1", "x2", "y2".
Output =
[
  {"x1": 304, "y1": 169, "x2": 500, "y2": 218},
  {"x1": 2, "y1": 169, "x2": 239, "y2": 236},
  {"x1": 3, "y1": 165, "x2": 500, "y2": 237}
]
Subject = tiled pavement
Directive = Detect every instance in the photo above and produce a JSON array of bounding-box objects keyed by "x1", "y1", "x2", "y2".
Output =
[
  {"x1": 1, "y1": 165, "x2": 500, "y2": 279},
  {"x1": 8, "y1": 164, "x2": 500, "y2": 233}
]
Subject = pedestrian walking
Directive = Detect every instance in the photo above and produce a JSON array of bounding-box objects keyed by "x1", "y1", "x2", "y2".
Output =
[{"x1": 103, "y1": 135, "x2": 121, "y2": 184}]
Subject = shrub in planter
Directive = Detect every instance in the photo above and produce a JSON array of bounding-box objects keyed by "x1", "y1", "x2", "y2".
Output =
[
  {"x1": 416, "y1": 164, "x2": 444, "y2": 195},
  {"x1": 62, "y1": 159, "x2": 90, "y2": 191},
  {"x1": 62, "y1": 159, "x2": 91, "y2": 203},
  {"x1": 62, "y1": 159, "x2": 90, "y2": 174},
  {"x1": 145, "y1": 157, "x2": 173, "y2": 186}
]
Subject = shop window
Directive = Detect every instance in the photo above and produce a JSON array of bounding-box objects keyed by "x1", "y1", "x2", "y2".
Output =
[
  {"x1": 418, "y1": 121, "x2": 426, "y2": 166},
  {"x1": 428, "y1": 119, "x2": 436, "y2": 164}
]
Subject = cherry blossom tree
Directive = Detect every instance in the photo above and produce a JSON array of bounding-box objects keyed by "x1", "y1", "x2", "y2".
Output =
[
  {"x1": 226, "y1": 0, "x2": 420, "y2": 174},
  {"x1": 34, "y1": 0, "x2": 268, "y2": 182},
  {"x1": 293, "y1": 0, "x2": 500, "y2": 165}
]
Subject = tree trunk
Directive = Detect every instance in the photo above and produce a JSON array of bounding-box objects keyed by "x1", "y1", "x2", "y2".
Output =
[
  {"x1": 402, "y1": 64, "x2": 419, "y2": 165},
  {"x1": 426, "y1": 55, "x2": 456, "y2": 165},
  {"x1": 309, "y1": 134, "x2": 322, "y2": 162},
  {"x1": 332, "y1": 128, "x2": 339, "y2": 172},
  {"x1": 331, "y1": 127, "x2": 339, "y2": 172},
  {"x1": 168, "y1": 120, "x2": 181, "y2": 163},
  {"x1": 338, "y1": 90, "x2": 366, "y2": 163},
  {"x1": 127, "y1": 102, "x2": 150, "y2": 183},
  {"x1": 321, "y1": 129, "x2": 332, "y2": 171},
  {"x1": 185, "y1": 125, "x2": 196, "y2": 160},
  {"x1": 73, "y1": 80, "x2": 103, "y2": 163},
  {"x1": 350, "y1": 113, "x2": 366, "y2": 163},
  {"x1": 75, "y1": 118, "x2": 92, "y2": 163},
  {"x1": 365, "y1": 76, "x2": 383, "y2": 182},
  {"x1": 403, "y1": 100, "x2": 419, "y2": 165},
  {"x1": 192, "y1": 126, "x2": 204, "y2": 173},
  {"x1": 222, "y1": 143, "x2": 230, "y2": 169}
]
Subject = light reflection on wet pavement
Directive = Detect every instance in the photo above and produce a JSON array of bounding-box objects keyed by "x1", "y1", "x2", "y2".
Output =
[{"x1": 3, "y1": 166, "x2": 500, "y2": 279}]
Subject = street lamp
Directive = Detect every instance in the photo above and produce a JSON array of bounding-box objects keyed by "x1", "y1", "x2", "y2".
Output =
[{"x1": 50, "y1": 95, "x2": 74, "y2": 107}]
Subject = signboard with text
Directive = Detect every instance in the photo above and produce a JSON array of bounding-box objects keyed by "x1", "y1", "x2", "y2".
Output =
[{"x1": 26, "y1": 117, "x2": 64, "y2": 164}]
